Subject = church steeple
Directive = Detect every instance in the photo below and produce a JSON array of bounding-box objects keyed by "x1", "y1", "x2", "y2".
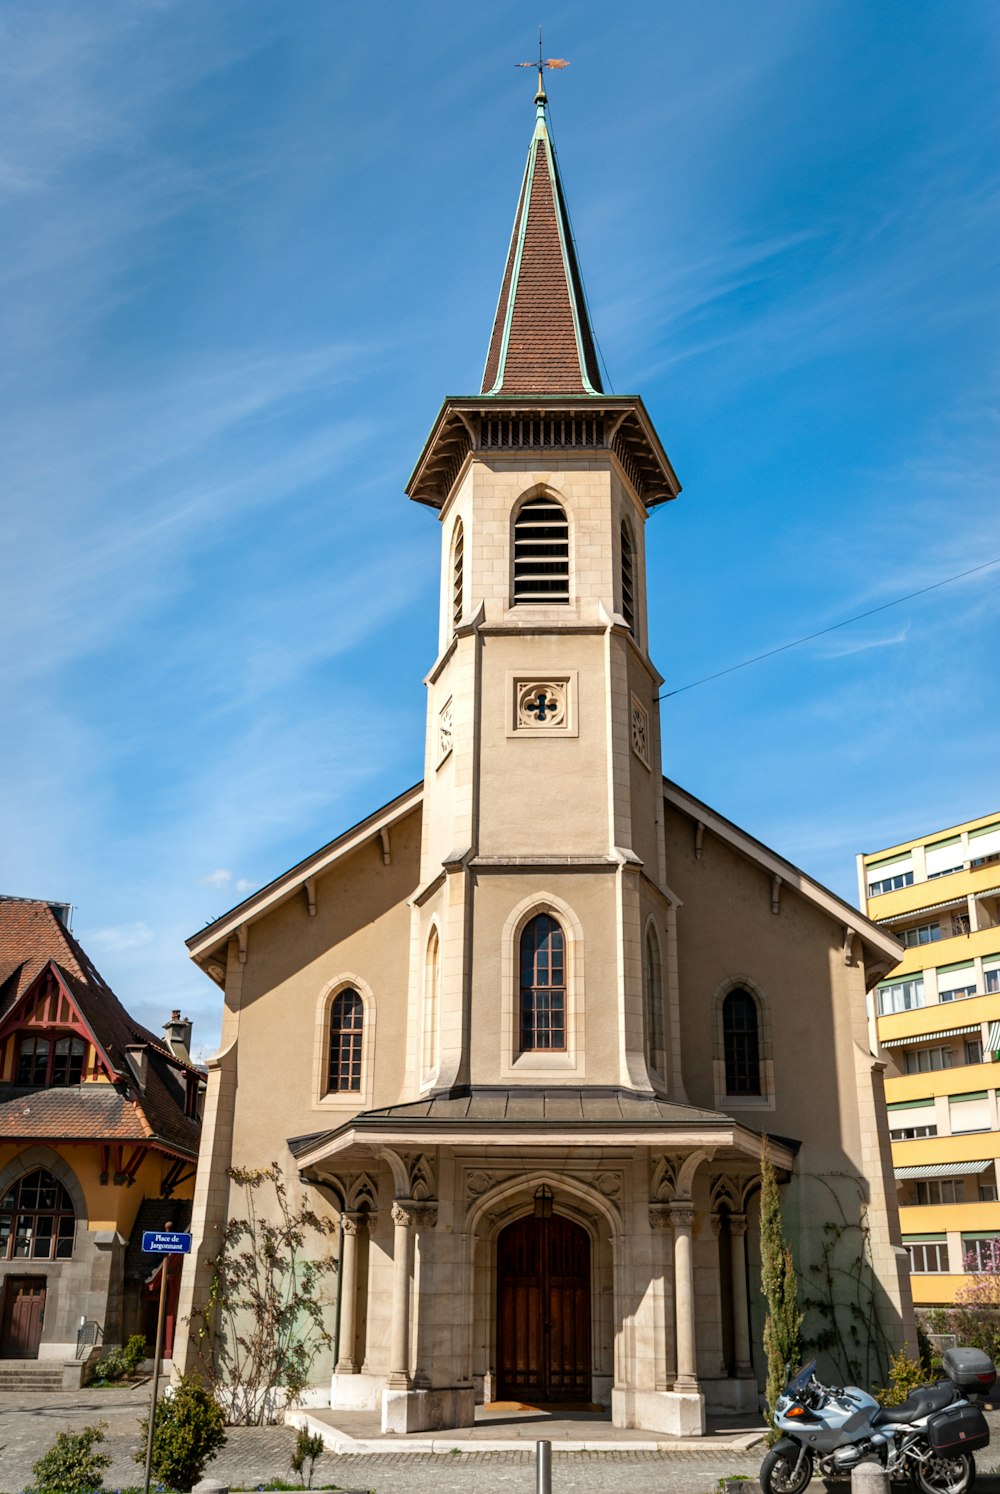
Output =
[{"x1": 481, "y1": 85, "x2": 603, "y2": 396}]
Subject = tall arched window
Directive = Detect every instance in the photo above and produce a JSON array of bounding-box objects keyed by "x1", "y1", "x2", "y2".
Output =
[
  {"x1": 620, "y1": 519, "x2": 635, "y2": 633},
  {"x1": 423, "y1": 928, "x2": 440, "y2": 1079},
  {"x1": 513, "y1": 495, "x2": 569, "y2": 603},
  {"x1": 644, "y1": 926, "x2": 665, "y2": 1074},
  {"x1": 0, "y1": 1168, "x2": 75, "y2": 1259},
  {"x1": 328, "y1": 990, "x2": 364, "y2": 1093},
  {"x1": 723, "y1": 988, "x2": 761, "y2": 1095},
  {"x1": 519, "y1": 914, "x2": 566, "y2": 1050},
  {"x1": 451, "y1": 519, "x2": 464, "y2": 631}
]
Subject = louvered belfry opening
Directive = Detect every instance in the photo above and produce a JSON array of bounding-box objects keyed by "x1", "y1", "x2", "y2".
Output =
[
  {"x1": 621, "y1": 520, "x2": 635, "y2": 632},
  {"x1": 513, "y1": 495, "x2": 569, "y2": 603},
  {"x1": 452, "y1": 519, "x2": 464, "y2": 631}
]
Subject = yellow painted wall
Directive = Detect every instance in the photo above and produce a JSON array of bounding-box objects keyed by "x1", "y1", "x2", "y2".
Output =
[
  {"x1": 880, "y1": 993, "x2": 999, "y2": 1042},
  {"x1": 885, "y1": 1061, "x2": 998, "y2": 1103},
  {"x1": 0, "y1": 1142, "x2": 196, "y2": 1233}
]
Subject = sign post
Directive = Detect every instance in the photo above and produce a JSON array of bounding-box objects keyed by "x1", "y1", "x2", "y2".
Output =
[{"x1": 141, "y1": 1229, "x2": 193, "y2": 1494}]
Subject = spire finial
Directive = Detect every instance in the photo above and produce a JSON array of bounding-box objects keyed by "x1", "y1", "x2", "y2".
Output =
[{"x1": 515, "y1": 33, "x2": 570, "y2": 118}]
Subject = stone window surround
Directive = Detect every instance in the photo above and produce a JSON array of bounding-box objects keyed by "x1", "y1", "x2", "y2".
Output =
[
  {"x1": 711, "y1": 974, "x2": 775, "y2": 1112},
  {"x1": 420, "y1": 920, "x2": 442, "y2": 1094},
  {"x1": 507, "y1": 671, "x2": 578, "y2": 738},
  {"x1": 643, "y1": 915, "x2": 667, "y2": 1085},
  {"x1": 500, "y1": 892, "x2": 585, "y2": 1078},
  {"x1": 313, "y1": 974, "x2": 377, "y2": 1112}
]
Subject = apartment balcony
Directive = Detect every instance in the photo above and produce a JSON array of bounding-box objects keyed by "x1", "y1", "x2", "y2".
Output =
[
  {"x1": 898, "y1": 1201, "x2": 1000, "y2": 1233},
  {"x1": 867, "y1": 859, "x2": 1000, "y2": 923},
  {"x1": 891, "y1": 1132, "x2": 1000, "y2": 1168},
  {"x1": 877, "y1": 926, "x2": 1000, "y2": 981},
  {"x1": 909, "y1": 1274, "x2": 975, "y2": 1307},
  {"x1": 878, "y1": 990, "x2": 1000, "y2": 1045},
  {"x1": 884, "y1": 1059, "x2": 1000, "y2": 1105}
]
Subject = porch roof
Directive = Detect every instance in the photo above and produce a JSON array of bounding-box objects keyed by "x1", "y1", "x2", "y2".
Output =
[{"x1": 288, "y1": 1086, "x2": 800, "y2": 1173}]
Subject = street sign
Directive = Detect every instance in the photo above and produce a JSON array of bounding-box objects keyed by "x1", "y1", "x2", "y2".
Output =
[{"x1": 142, "y1": 1230, "x2": 192, "y2": 1254}]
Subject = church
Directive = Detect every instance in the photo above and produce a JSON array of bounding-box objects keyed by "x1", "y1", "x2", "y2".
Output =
[{"x1": 173, "y1": 76, "x2": 915, "y2": 1436}]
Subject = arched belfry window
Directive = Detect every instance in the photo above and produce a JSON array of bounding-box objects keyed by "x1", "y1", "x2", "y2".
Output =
[
  {"x1": 519, "y1": 914, "x2": 566, "y2": 1050},
  {"x1": 723, "y1": 988, "x2": 761, "y2": 1095},
  {"x1": 0, "y1": 1168, "x2": 75, "y2": 1259},
  {"x1": 644, "y1": 926, "x2": 665, "y2": 1074},
  {"x1": 620, "y1": 520, "x2": 635, "y2": 633},
  {"x1": 328, "y1": 989, "x2": 364, "y2": 1093},
  {"x1": 513, "y1": 495, "x2": 569, "y2": 603},
  {"x1": 451, "y1": 519, "x2": 464, "y2": 632}
]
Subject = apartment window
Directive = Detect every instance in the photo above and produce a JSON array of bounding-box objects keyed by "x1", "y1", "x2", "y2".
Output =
[
  {"x1": 979, "y1": 1183, "x2": 998, "y2": 1203},
  {"x1": 963, "y1": 1237, "x2": 1000, "y2": 1273},
  {"x1": 890, "y1": 1124, "x2": 938, "y2": 1140},
  {"x1": 940, "y1": 984, "x2": 978, "y2": 1002},
  {"x1": 519, "y1": 913, "x2": 566, "y2": 1051},
  {"x1": 15, "y1": 1033, "x2": 86, "y2": 1087},
  {"x1": 926, "y1": 837, "x2": 963, "y2": 879},
  {"x1": 0, "y1": 1169, "x2": 75, "y2": 1261},
  {"x1": 513, "y1": 495, "x2": 569, "y2": 602},
  {"x1": 985, "y1": 969, "x2": 1000, "y2": 995},
  {"x1": 327, "y1": 990, "x2": 364, "y2": 1093},
  {"x1": 869, "y1": 870, "x2": 914, "y2": 896},
  {"x1": 900, "y1": 922, "x2": 942, "y2": 948},
  {"x1": 915, "y1": 1178, "x2": 963, "y2": 1206},
  {"x1": 966, "y1": 1038, "x2": 984, "y2": 1066},
  {"x1": 952, "y1": 912, "x2": 971, "y2": 937},
  {"x1": 904, "y1": 1046, "x2": 954, "y2": 1075},
  {"x1": 970, "y1": 824, "x2": 1000, "y2": 867},
  {"x1": 907, "y1": 1240, "x2": 949, "y2": 1273},
  {"x1": 878, "y1": 978, "x2": 925, "y2": 1016}
]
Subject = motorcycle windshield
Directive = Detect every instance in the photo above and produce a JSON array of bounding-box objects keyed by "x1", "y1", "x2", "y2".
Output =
[{"x1": 787, "y1": 1361, "x2": 817, "y2": 1397}]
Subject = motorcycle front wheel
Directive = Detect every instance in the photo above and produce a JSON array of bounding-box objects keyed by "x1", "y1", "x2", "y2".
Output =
[
  {"x1": 760, "y1": 1446, "x2": 813, "y2": 1494},
  {"x1": 913, "y1": 1451, "x2": 975, "y2": 1494}
]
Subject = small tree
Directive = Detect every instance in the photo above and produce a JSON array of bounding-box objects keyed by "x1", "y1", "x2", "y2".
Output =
[
  {"x1": 760, "y1": 1138, "x2": 803, "y2": 1427},
  {"x1": 290, "y1": 1426, "x2": 326, "y2": 1488},
  {"x1": 32, "y1": 1422, "x2": 111, "y2": 1494},
  {"x1": 135, "y1": 1373, "x2": 226, "y2": 1490},
  {"x1": 190, "y1": 1162, "x2": 338, "y2": 1424}
]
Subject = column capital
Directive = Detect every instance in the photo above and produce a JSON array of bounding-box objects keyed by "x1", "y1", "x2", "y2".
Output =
[
  {"x1": 341, "y1": 1211, "x2": 365, "y2": 1236},
  {"x1": 728, "y1": 1211, "x2": 748, "y2": 1236},
  {"x1": 648, "y1": 1203, "x2": 673, "y2": 1232},
  {"x1": 669, "y1": 1202, "x2": 695, "y2": 1229},
  {"x1": 391, "y1": 1200, "x2": 417, "y2": 1228}
]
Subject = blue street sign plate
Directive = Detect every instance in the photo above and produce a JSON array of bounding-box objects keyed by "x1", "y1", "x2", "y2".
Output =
[{"x1": 142, "y1": 1230, "x2": 192, "y2": 1254}]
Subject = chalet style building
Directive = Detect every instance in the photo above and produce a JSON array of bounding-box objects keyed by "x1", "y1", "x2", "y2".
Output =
[
  {"x1": 173, "y1": 79, "x2": 915, "y2": 1434},
  {"x1": 0, "y1": 896, "x2": 201, "y2": 1378}
]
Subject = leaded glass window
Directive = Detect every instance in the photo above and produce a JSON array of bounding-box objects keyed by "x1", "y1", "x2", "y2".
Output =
[
  {"x1": 327, "y1": 990, "x2": 363, "y2": 1093},
  {"x1": 723, "y1": 987, "x2": 761, "y2": 1095},
  {"x1": 519, "y1": 914, "x2": 566, "y2": 1051},
  {"x1": 0, "y1": 1168, "x2": 75, "y2": 1260}
]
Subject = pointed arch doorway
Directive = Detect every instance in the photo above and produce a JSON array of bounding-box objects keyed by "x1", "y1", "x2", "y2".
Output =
[{"x1": 496, "y1": 1203, "x2": 591, "y2": 1403}]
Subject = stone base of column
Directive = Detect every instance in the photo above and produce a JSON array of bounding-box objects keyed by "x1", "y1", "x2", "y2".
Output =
[
  {"x1": 330, "y1": 1371, "x2": 382, "y2": 1410},
  {"x1": 381, "y1": 1386, "x2": 476, "y2": 1434},
  {"x1": 612, "y1": 1386, "x2": 705, "y2": 1436},
  {"x1": 702, "y1": 1374, "x2": 759, "y2": 1415}
]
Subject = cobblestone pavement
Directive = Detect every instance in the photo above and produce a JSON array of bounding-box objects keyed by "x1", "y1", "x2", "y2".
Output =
[{"x1": 1, "y1": 1391, "x2": 999, "y2": 1494}]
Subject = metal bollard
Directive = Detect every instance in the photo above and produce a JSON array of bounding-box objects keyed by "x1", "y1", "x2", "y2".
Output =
[{"x1": 536, "y1": 1438, "x2": 552, "y2": 1494}]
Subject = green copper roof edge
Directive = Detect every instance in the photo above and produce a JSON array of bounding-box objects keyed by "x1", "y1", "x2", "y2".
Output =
[
  {"x1": 542, "y1": 123, "x2": 600, "y2": 397},
  {"x1": 484, "y1": 135, "x2": 538, "y2": 396}
]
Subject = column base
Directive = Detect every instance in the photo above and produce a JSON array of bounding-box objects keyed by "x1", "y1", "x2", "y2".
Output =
[
  {"x1": 702, "y1": 1374, "x2": 760, "y2": 1415},
  {"x1": 381, "y1": 1386, "x2": 476, "y2": 1434},
  {"x1": 330, "y1": 1371, "x2": 382, "y2": 1410},
  {"x1": 612, "y1": 1386, "x2": 706, "y2": 1436}
]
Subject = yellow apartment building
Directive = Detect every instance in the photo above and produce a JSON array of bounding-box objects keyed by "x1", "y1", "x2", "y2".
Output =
[{"x1": 859, "y1": 812, "x2": 1000, "y2": 1308}]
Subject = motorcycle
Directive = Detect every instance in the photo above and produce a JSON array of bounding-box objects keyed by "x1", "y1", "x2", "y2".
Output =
[{"x1": 760, "y1": 1347, "x2": 996, "y2": 1494}]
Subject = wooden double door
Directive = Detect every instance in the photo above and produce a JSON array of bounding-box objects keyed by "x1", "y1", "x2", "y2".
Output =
[
  {"x1": 496, "y1": 1213, "x2": 591, "y2": 1403},
  {"x1": 0, "y1": 1277, "x2": 46, "y2": 1358}
]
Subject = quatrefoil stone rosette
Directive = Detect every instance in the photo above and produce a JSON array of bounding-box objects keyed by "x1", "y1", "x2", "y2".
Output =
[{"x1": 516, "y1": 679, "x2": 569, "y2": 731}]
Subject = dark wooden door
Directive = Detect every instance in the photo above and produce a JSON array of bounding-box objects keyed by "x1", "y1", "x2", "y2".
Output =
[
  {"x1": 496, "y1": 1214, "x2": 591, "y2": 1402},
  {"x1": 1, "y1": 1277, "x2": 46, "y2": 1358}
]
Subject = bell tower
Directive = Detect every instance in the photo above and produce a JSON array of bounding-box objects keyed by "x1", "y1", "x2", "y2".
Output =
[{"x1": 404, "y1": 77, "x2": 684, "y2": 1101}]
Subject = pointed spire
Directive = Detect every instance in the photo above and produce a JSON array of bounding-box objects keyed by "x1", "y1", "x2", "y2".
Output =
[{"x1": 481, "y1": 88, "x2": 603, "y2": 396}]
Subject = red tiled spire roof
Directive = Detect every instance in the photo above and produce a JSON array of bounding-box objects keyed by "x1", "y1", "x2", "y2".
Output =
[{"x1": 482, "y1": 88, "x2": 603, "y2": 396}]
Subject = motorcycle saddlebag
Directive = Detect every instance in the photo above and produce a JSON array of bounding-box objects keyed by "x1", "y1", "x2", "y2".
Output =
[
  {"x1": 942, "y1": 1347, "x2": 997, "y2": 1400},
  {"x1": 927, "y1": 1403, "x2": 991, "y2": 1455}
]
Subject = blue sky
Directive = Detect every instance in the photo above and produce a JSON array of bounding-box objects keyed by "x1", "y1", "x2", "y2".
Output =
[{"x1": 1, "y1": 2, "x2": 998, "y2": 1056}]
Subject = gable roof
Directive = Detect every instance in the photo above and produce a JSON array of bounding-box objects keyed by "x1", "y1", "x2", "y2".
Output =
[
  {"x1": 481, "y1": 88, "x2": 602, "y2": 396},
  {"x1": 0, "y1": 898, "x2": 201, "y2": 1158},
  {"x1": 662, "y1": 779, "x2": 903, "y2": 971}
]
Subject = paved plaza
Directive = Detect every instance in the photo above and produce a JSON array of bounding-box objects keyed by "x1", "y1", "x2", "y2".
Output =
[{"x1": 2, "y1": 1388, "x2": 999, "y2": 1494}]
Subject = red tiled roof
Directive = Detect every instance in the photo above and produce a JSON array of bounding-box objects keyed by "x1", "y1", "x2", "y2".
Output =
[
  {"x1": 481, "y1": 103, "x2": 603, "y2": 397},
  {"x1": 0, "y1": 897, "x2": 200, "y2": 1158}
]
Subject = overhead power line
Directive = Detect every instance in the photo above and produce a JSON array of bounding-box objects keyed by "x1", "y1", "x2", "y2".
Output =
[{"x1": 659, "y1": 555, "x2": 1000, "y2": 702}]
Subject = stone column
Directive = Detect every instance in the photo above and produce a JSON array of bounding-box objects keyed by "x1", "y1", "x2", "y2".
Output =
[
  {"x1": 335, "y1": 1213, "x2": 363, "y2": 1372},
  {"x1": 387, "y1": 1201, "x2": 415, "y2": 1388},
  {"x1": 410, "y1": 1201, "x2": 438, "y2": 1388},
  {"x1": 648, "y1": 1204, "x2": 674, "y2": 1389},
  {"x1": 670, "y1": 1202, "x2": 698, "y2": 1391},
  {"x1": 729, "y1": 1213, "x2": 753, "y2": 1376}
]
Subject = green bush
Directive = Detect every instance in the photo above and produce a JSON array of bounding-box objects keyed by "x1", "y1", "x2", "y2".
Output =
[
  {"x1": 875, "y1": 1347, "x2": 932, "y2": 1406},
  {"x1": 123, "y1": 1331, "x2": 148, "y2": 1375},
  {"x1": 134, "y1": 1374, "x2": 226, "y2": 1491},
  {"x1": 96, "y1": 1332, "x2": 149, "y2": 1383},
  {"x1": 290, "y1": 1426, "x2": 325, "y2": 1487},
  {"x1": 32, "y1": 1421, "x2": 112, "y2": 1494}
]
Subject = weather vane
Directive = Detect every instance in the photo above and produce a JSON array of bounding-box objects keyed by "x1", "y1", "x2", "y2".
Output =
[{"x1": 516, "y1": 27, "x2": 569, "y2": 100}]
